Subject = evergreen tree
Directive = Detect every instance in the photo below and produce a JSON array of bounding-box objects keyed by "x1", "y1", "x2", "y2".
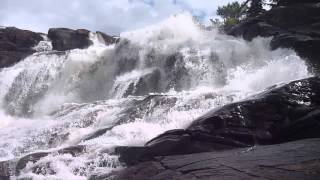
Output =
[
  {"x1": 217, "y1": 2, "x2": 244, "y2": 20},
  {"x1": 216, "y1": 2, "x2": 248, "y2": 31},
  {"x1": 246, "y1": 0, "x2": 265, "y2": 17}
]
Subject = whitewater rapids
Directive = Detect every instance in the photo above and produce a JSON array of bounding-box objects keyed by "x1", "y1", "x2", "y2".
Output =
[{"x1": 0, "y1": 13, "x2": 311, "y2": 179}]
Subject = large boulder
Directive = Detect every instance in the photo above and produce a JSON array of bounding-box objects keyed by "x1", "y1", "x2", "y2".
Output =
[
  {"x1": 48, "y1": 28, "x2": 93, "y2": 51},
  {"x1": 0, "y1": 27, "x2": 43, "y2": 68},
  {"x1": 228, "y1": 2, "x2": 320, "y2": 71},
  {"x1": 116, "y1": 77, "x2": 320, "y2": 165},
  {"x1": 109, "y1": 138, "x2": 320, "y2": 180},
  {"x1": 47, "y1": 28, "x2": 117, "y2": 51},
  {"x1": 0, "y1": 161, "x2": 10, "y2": 180},
  {"x1": 0, "y1": 145, "x2": 86, "y2": 177}
]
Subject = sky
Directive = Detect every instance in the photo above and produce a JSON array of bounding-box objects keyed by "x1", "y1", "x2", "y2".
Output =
[{"x1": 0, "y1": 0, "x2": 243, "y2": 35}]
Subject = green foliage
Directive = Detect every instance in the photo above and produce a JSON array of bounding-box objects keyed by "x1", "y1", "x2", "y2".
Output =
[
  {"x1": 223, "y1": 18, "x2": 240, "y2": 31},
  {"x1": 215, "y1": 0, "x2": 281, "y2": 32},
  {"x1": 215, "y1": 1, "x2": 247, "y2": 31}
]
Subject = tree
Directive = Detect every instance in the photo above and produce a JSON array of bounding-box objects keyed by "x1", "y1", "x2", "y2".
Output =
[
  {"x1": 217, "y1": 2, "x2": 246, "y2": 20},
  {"x1": 246, "y1": 0, "x2": 265, "y2": 17},
  {"x1": 215, "y1": 0, "x2": 278, "y2": 31},
  {"x1": 216, "y1": 2, "x2": 248, "y2": 31}
]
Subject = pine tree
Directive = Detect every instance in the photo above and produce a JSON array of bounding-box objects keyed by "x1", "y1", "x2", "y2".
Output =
[
  {"x1": 217, "y1": 2, "x2": 244, "y2": 20},
  {"x1": 246, "y1": 0, "x2": 265, "y2": 17},
  {"x1": 216, "y1": 2, "x2": 248, "y2": 31}
]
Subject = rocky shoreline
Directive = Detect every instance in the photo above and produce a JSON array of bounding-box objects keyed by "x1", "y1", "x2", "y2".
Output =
[
  {"x1": 108, "y1": 138, "x2": 320, "y2": 180},
  {"x1": 0, "y1": 27, "x2": 116, "y2": 69}
]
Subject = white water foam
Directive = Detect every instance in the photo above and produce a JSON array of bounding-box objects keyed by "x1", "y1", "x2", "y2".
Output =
[{"x1": 32, "y1": 34, "x2": 53, "y2": 52}]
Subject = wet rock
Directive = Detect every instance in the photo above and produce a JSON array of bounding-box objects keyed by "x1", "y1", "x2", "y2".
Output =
[
  {"x1": 122, "y1": 69, "x2": 162, "y2": 97},
  {"x1": 112, "y1": 138, "x2": 320, "y2": 180},
  {"x1": 0, "y1": 161, "x2": 11, "y2": 180},
  {"x1": 114, "y1": 40, "x2": 140, "y2": 74},
  {"x1": 16, "y1": 152, "x2": 49, "y2": 175},
  {"x1": 164, "y1": 52, "x2": 191, "y2": 91},
  {"x1": 13, "y1": 145, "x2": 86, "y2": 175},
  {"x1": 57, "y1": 145, "x2": 86, "y2": 156},
  {"x1": 117, "y1": 77, "x2": 320, "y2": 164},
  {"x1": 48, "y1": 28, "x2": 92, "y2": 51},
  {"x1": 270, "y1": 33, "x2": 320, "y2": 69},
  {"x1": 0, "y1": 27, "x2": 43, "y2": 68},
  {"x1": 116, "y1": 95, "x2": 178, "y2": 125},
  {"x1": 228, "y1": 2, "x2": 320, "y2": 71},
  {"x1": 96, "y1": 31, "x2": 117, "y2": 45},
  {"x1": 115, "y1": 129, "x2": 244, "y2": 166},
  {"x1": 83, "y1": 127, "x2": 114, "y2": 141},
  {"x1": 277, "y1": 0, "x2": 320, "y2": 6},
  {"x1": 229, "y1": 3, "x2": 320, "y2": 40}
]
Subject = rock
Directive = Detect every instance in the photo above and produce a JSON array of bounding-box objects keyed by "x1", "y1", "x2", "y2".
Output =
[
  {"x1": 277, "y1": 0, "x2": 320, "y2": 6},
  {"x1": 112, "y1": 138, "x2": 320, "y2": 180},
  {"x1": 48, "y1": 28, "x2": 92, "y2": 51},
  {"x1": 0, "y1": 161, "x2": 11, "y2": 180},
  {"x1": 122, "y1": 69, "x2": 162, "y2": 97},
  {"x1": 96, "y1": 31, "x2": 117, "y2": 45},
  {"x1": 228, "y1": 2, "x2": 320, "y2": 71},
  {"x1": 115, "y1": 129, "x2": 244, "y2": 166},
  {"x1": 116, "y1": 77, "x2": 320, "y2": 165},
  {"x1": 15, "y1": 152, "x2": 49, "y2": 175},
  {"x1": 2, "y1": 145, "x2": 87, "y2": 176},
  {"x1": 57, "y1": 145, "x2": 86, "y2": 156},
  {"x1": 83, "y1": 127, "x2": 114, "y2": 141},
  {"x1": 0, "y1": 27, "x2": 43, "y2": 68},
  {"x1": 115, "y1": 95, "x2": 178, "y2": 125},
  {"x1": 270, "y1": 33, "x2": 320, "y2": 68}
]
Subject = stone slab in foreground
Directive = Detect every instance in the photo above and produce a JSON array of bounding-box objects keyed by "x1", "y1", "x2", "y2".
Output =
[{"x1": 109, "y1": 138, "x2": 320, "y2": 180}]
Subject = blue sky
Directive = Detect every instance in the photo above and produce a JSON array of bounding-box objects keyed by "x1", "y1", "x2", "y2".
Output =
[{"x1": 0, "y1": 0, "x2": 243, "y2": 35}]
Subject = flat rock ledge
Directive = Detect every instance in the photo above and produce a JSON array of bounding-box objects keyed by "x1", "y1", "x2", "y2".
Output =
[{"x1": 104, "y1": 138, "x2": 320, "y2": 180}]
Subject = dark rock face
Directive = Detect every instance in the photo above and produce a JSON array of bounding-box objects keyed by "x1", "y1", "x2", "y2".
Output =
[
  {"x1": 0, "y1": 161, "x2": 11, "y2": 180},
  {"x1": 116, "y1": 77, "x2": 320, "y2": 165},
  {"x1": 0, "y1": 27, "x2": 117, "y2": 69},
  {"x1": 0, "y1": 145, "x2": 86, "y2": 177},
  {"x1": 15, "y1": 152, "x2": 50, "y2": 175},
  {"x1": 96, "y1": 31, "x2": 117, "y2": 45},
  {"x1": 228, "y1": 2, "x2": 320, "y2": 71},
  {"x1": 0, "y1": 27, "x2": 43, "y2": 68},
  {"x1": 110, "y1": 138, "x2": 320, "y2": 180},
  {"x1": 121, "y1": 69, "x2": 162, "y2": 97},
  {"x1": 48, "y1": 28, "x2": 93, "y2": 51},
  {"x1": 277, "y1": 0, "x2": 320, "y2": 5}
]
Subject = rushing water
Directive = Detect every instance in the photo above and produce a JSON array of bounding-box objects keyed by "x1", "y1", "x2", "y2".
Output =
[{"x1": 0, "y1": 14, "x2": 311, "y2": 179}]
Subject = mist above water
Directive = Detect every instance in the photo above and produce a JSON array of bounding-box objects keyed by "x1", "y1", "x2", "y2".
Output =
[{"x1": 0, "y1": 13, "x2": 311, "y2": 179}]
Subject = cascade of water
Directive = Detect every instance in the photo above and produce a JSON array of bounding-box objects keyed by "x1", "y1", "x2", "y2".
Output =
[{"x1": 0, "y1": 13, "x2": 311, "y2": 179}]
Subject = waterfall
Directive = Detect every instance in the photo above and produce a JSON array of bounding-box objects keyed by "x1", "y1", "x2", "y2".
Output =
[{"x1": 0, "y1": 13, "x2": 311, "y2": 179}]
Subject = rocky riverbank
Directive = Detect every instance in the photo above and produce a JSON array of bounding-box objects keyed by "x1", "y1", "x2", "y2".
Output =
[
  {"x1": 228, "y1": 0, "x2": 320, "y2": 72},
  {"x1": 0, "y1": 27, "x2": 116, "y2": 69},
  {"x1": 109, "y1": 138, "x2": 320, "y2": 180}
]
